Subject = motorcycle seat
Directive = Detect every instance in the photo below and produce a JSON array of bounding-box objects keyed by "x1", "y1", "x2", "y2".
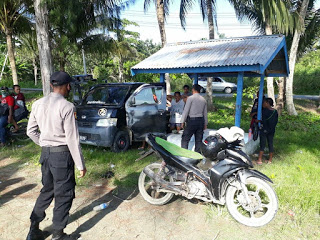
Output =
[{"x1": 155, "y1": 137, "x2": 203, "y2": 165}]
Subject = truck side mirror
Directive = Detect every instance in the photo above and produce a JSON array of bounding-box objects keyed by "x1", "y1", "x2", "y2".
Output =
[{"x1": 130, "y1": 97, "x2": 136, "y2": 106}]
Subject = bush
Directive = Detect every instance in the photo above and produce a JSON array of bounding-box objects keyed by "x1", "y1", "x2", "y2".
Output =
[{"x1": 294, "y1": 50, "x2": 320, "y2": 95}]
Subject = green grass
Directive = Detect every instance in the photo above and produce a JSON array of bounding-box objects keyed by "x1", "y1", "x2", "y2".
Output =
[{"x1": 1, "y1": 97, "x2": 319, "y2": 236}]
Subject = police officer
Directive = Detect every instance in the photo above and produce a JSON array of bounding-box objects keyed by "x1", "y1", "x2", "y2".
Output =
[
  {"x1": 26, "y1": 71, "x2": 86, "y2": 240},
  {"x1": 181, "y1": 84, "x2": 208, "y2": 153}
]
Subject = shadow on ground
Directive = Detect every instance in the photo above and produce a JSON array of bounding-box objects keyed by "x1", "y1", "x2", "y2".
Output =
[
  {"x1": 42, "y1": 173, "x2": 139, "y2": 239},
  {"x1": 0, "y1": 183, "x2": 37, "y2": 206}
]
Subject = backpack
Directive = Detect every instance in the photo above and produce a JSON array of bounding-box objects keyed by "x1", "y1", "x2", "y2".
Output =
[
  {"x1": 0, "y1": 103, "x2": 9, "y2": 116},
  {"x1": 0, "y1": 96, "x2": 9, "y2": 116}
]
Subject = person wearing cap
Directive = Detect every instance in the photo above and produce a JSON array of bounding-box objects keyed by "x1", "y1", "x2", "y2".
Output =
[
  {"x1": 180, "y1": 84, "x2": 208, "y2": 153},
  {"x1": 26, "y1": 71, "x2": 86, "y2": 240}
]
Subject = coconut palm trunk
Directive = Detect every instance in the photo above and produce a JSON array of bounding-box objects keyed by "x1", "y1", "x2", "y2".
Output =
[
  {"x1": 276, "y1": 77, "x2": 285, "y2": 115},
  {"x1": 6, "y1": 32, "x2": 18, "y2": 85},
  {"x1": 34, "y1": 0, "x2": 53, "y2": 96},
  {"x1": 286, "y1": 0, "x2": 310, "y2": 116},
  {"x1": 156, "y1": 0, "x2": 171, "y2": 94},
  {"x1": 205, "y1": 0, "x2": 215, "y2": 111}
]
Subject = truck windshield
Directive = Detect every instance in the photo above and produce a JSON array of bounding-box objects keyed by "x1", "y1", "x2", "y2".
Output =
[{"x1": 84, "y1": 86, "x2": 129, "y2": 105}]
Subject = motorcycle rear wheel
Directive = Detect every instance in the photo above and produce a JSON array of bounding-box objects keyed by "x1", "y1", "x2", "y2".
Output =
[
  {"x1": 225, "y1": 177, "x2": 278, "y2": 227},
  {"x1": 138, "y1": 163, "x2": 174, "y2": 205}
]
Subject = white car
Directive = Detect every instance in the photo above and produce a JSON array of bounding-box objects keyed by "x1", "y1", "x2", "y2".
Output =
[{"x1": 198, "y1": 77, "x2": 237, "y2": 94}]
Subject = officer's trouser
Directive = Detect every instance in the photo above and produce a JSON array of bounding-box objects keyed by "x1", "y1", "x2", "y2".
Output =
[
  {"x1": 181, "y1": 117, "x2": 204, "y2": 153},
  {"x1": 30, "y1": 146, "x2": 75, "y2": 230}
]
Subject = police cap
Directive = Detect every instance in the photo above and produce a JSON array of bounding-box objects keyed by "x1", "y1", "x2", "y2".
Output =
[{"x1": 50, "y1": 71, "x2": 74, "y2": 86}]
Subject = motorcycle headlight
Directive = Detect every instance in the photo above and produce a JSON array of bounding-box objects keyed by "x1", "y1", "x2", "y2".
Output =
[{"x1": 96, "y1": 118, "x2": 117, "y2": 127}]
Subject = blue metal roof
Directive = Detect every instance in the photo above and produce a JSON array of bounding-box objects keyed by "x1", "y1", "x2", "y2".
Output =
[{"x1": 131, "y1": 35, "x2": 289, "y2": 77}]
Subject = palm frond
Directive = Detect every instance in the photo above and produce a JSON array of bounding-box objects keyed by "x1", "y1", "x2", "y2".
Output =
[
  {"x1": 143, "y1": 0, "x2": 153, "y2": 12},
  {"x1": 179, "y1": 0, "x2": 196, "y2": 29}
]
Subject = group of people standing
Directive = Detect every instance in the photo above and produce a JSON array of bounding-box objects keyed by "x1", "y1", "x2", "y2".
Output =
[
  {"x1": 0, "y1": 85, "x2": 27, "y2": 147},
  {"x1": 168, "y1": 86, "x2": 279, "y2": 163}
]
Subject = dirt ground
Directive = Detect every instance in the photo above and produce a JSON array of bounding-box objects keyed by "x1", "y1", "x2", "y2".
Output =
[{"x1": 0, "y1": 156, "x2": 317, "y2": 240}]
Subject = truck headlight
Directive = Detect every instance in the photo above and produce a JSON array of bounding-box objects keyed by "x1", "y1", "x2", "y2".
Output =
[{"x1": 96, "y1": 118, "x2": 117, "y2": 127}]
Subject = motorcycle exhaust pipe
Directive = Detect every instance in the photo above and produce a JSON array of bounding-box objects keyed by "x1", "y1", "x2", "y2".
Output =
[{"x1": 143, "y1": 166, "x2": 181, "y2": 193}]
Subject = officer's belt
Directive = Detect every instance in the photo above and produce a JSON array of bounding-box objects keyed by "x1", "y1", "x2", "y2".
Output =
[
  {"x1": 188, "y1": 117, "x2": 204, "y2": 120},
  {"x1": 42, "y1": 145, "x2": 69, "y2": 152}
]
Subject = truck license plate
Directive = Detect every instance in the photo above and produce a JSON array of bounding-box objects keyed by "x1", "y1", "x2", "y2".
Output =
[{"x1": 80, "y1": 135, "x2": 87, "y2": 141}]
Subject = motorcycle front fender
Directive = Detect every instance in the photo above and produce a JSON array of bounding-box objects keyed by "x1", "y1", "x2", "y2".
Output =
[
  {"x1": 209, "y1": 159, "x2": 273, "y2": 201},
  {"x1": 240, "y1": 169, "x2": 273, "y2": 184}
]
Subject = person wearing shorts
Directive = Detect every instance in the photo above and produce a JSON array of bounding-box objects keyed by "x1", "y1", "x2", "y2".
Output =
[{"x1": 170, "y1": 92, "x2": 185, "y2": 134}]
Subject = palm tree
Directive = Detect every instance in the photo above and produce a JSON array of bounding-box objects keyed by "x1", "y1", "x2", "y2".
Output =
[
  {"x1": 144, "y1": 0, "x2": 172, "y2": 94},
  {"x1": 179, "y1": 0, "x2": 218, "y2": 110},
  {"x1": 33, "y1": 0, "x2": 125, "y2": 95},
  {"x1": 0, "y1": 0, "x2": 32, "y2": 85},
  {"x1": 228, "y1": 0, "x2": 300, "y2": 105},
  {"x1": 285, "y1": 0, "x2": 315, "y2": 115},
  {"x1": 278, "y1": 3, "x2": 319, "y2": 114}
]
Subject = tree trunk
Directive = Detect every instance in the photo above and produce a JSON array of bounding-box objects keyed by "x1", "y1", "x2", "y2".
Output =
[
  {"x1": 205, "y1": 0, "x2": 215, "y2": 111},
  {"x1": 165, "y1": 73, "x2": 171, "y2": 95},
  {"x1": 207, "y1": 0, "x2": 215, "y2": 40},
  {"x1": 276, "y1": 77, "x2": 285, "y2": 115},
  {"x1": 156, "y1": 0, "x2": 171, "y2": 94},
  {"x1": 156, "y1": 0, "x2": 166, "y2": 47},
  {"x1": 6, "y1": 32, "x2": 18, "y2": 85},
  {"x1": 205, "y1": 77, "x2": 216, "y2": 111},
  {"x1": 286, "y1": 30, "x2": 299, "y2": 116},
  {"x1": 265, "y1": 24, "x2": 275, "y2": 104},
  {"x1": 32, "y1": 57, "x2": 38, "y2": 85},
  {"x1": 286, "y1": 0, "x2": 310, "y2": 116},
  {"x1": 34, "y1": 0, "x2": 53, "y2": 96}
]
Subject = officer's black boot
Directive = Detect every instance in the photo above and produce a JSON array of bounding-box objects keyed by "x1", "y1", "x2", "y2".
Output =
[
  {"x1": 52, "y1": 230, "x2": 76, "y2": 240},
  {"x1": 26, "y1": 221, "x2": 44, "y2": 240}
]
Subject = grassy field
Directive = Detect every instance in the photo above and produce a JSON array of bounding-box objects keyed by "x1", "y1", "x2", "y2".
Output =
[{"x1": 1, "y1": 97, "x2": 319, "y2": 237}]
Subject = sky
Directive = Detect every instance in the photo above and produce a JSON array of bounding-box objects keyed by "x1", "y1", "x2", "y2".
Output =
[{"x1": 121, "y1": 0, "x2": 320, "y2": 44}]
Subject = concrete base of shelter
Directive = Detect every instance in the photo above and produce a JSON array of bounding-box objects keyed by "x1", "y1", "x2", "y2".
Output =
[{"x1": 167, "y1": 129, "x2": 259, "y2": 155}]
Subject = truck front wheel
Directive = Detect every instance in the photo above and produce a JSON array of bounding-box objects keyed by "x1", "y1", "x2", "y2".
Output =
[{"x1": 111, "y1": 130, "x2": 130, "y2": 152}]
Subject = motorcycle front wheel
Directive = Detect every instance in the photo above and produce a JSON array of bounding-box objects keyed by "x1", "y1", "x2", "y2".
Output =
[
  {"x1": 138, "y1": 163, "x2": 174, "y2": 205},
  {"x1": 225, "y1": 177, "x2": 278, "y2": 227}
]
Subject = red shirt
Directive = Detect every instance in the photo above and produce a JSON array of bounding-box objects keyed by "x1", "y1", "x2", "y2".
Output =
[
  {"x1": 11, "y1": 93, "x2": 25, "y2": 110},
  {"x1": 11, "y1": 93, "x2": 25, "y2": 102},
  {"x1": 0, "y1": 95, "x2": 15, "y2": 107}
]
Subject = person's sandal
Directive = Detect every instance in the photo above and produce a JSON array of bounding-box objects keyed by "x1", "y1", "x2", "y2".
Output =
[
  {"x1": 256, "y1": 161, "x2": 263, "y2": 165},
  {"x1": 266, "y1": 160, "x2": 272, "y2": 164}
]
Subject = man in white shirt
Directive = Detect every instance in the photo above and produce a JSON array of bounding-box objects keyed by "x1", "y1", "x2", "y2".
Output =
[
  {"x1": 170, "y1": 92, "x2": 185, "y2": 134},
  {"x1": 26, "y1": 71, "x2": 86, "y2": 240}
]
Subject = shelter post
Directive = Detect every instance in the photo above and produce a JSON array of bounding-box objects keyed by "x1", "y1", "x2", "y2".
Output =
[
  {"x1": 257, "y1": 74, "x2": 265, "y2": 122},
  {"x1": 235, "y1": 72, "x2": 244, "y2": 127},
  {"x1": 160, "y1": 73, "x2": 165, "y2": 83},
  {"x1": 193, "y1": 73, "x2": 198, "y2": 84}
]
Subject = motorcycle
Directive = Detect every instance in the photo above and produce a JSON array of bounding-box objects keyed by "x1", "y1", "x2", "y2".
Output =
[{"x1": 138, "y1": 127, "x2": 278, "y2": 227}]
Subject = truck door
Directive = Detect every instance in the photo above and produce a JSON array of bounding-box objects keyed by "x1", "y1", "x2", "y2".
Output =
[{"x1": 125, "y1": 84, "x2": 167, "y2": 141}]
